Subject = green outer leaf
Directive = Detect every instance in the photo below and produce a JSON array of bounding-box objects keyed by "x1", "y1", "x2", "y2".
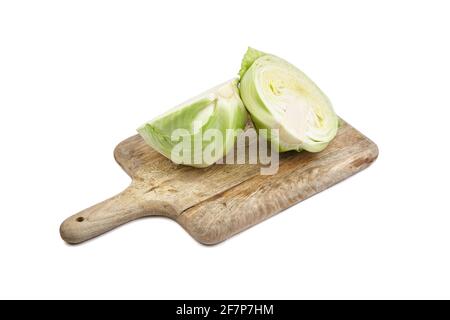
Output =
[{"x1": 238, "y1": 47, "x2": 267, "y2": 78}]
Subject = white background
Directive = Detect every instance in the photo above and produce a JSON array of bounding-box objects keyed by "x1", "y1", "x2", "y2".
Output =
[{"x1": 1, "y1": 0, "x2": 449, "y2": 299}]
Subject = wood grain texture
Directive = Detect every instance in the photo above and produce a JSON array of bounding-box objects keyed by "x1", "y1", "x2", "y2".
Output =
[{"x1": 60, "y1": 120, "x2": 378, "y2": 244}]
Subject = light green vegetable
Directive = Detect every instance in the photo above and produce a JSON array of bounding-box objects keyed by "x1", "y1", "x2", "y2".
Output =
[
  {"x1": 137, "y1": 79, "x2": 247, "y2": 167},
  {"x1": 239, "y1": 47, "x2": 338, "y2": 152}
]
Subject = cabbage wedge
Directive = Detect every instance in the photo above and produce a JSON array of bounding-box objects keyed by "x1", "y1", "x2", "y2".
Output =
[
  {"x1": 137, "y1": 79, "x2": 247, "y2": 167},
  {"x1": 239, "y1": 48, "x2": 338, "y2": 152}
]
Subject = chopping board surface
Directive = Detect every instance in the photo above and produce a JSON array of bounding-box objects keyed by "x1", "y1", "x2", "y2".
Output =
[{"x1": 60, "y1": 120, "x2": 378, "y2": 244}]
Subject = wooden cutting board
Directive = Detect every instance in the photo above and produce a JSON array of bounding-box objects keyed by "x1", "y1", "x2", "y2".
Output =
[{"x1": 60, "y1": 120, "x2": 378, "y2": 244}]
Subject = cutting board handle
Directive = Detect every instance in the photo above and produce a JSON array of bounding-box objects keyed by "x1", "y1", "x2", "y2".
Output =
[{"x1": 60, "y1": 184, "x2": 174, "y2": 244}]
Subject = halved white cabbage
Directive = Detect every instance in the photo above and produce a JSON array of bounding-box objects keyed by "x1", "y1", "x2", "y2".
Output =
[
  {"x1": 137, "y1": 79, "x2": 247, "y2": 167},
  {"x1": 239, "y1": 48, "x2": 338, "y2": 152}
]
